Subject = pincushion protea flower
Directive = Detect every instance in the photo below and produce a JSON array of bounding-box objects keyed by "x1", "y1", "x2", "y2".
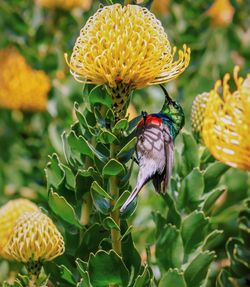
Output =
[
  {"x1": 5, "y1": 211, "x2": 65, "y2": 263},
  {"x1": 0, "y1": 48, "x2": 50, "y2": 111},
  {"x1": 196, "y1": 67, "x2": 250, "y2": 171},
  {"x1": 65, "y1": 4, "x2": 190, "y2": 116},
  {"x1": 35, "y1": 0, "x2": 92, "y2": 10},
  {"x1": 191, "y1": 92, "x2": 210, "y2": 140},
  {"x1": 0, "y1": 199, "x2": 39, "y2": 259}
]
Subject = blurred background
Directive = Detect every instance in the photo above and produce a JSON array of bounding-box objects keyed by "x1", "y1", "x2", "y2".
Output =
[{"x1": 0, "y1": 0, "x2": 249, "y2": 284}]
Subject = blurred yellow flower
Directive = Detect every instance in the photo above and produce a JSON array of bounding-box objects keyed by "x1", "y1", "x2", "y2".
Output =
[
  {"x1": 151, "y1": 0, "x2": 170, "y2": 15},
  {"x1": 206, "y1": 0, "x2": 234, "y2": 27},
  {"x1": 5, "y1": 211, "x2": 65, "y2": 262},
  {"x1": 65, "y1": 4, "x2": 190, "y2": 115},
  {"x1": 35, "y1": 0, "x2": 92, "y2": 10},
  {"x1": 0, "y1": 199, "x2": 39, "y2": 259},
  {"x1": 202, "y1": 67, "x2": 250, "y2": 171},
  {"x1": 191, "y1": 92, "x2": 210, "y2": 140},
  {"x1": 0, "y1": 48, "x2": 50, "y2": 111}
]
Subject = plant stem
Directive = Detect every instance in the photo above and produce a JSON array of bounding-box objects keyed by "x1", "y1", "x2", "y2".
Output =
[
  {"x1": 110, "y1": 143, "x2": 122, "y2": 256},
  {"x1": 80, "y1": 193, "x2": 91, "y2": 225}
]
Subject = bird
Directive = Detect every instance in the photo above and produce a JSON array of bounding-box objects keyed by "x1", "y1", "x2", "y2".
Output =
[{"x1": 120, "y1": 85, "x2": 185, "y2": 213}]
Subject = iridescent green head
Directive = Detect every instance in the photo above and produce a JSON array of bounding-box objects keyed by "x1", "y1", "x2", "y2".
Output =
[{"x1": 159, "y1": 85, "x2": 185, "y2": 139}]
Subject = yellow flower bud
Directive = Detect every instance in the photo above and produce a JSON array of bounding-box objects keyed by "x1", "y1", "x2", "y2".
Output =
[
  {"x1": 0, "y1": 199, "x2": 39, "y2": 259},
  {"x1": 5, "y1": 211, "x2": 65, "y2": 262},
  {"x1": 191, "y1": 92, "x2": 210, "y2": 140}
]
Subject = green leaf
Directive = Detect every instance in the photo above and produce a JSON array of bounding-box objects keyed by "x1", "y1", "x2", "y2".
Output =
[
  {"x1": 76, "y1": 224, "x2": 109, "y2": 258},
  {"x1": 59, "y1": 265, "x2": 76, "y2": 285},
  {"x1": 112, "y1": 119, "x2": 129, "y2": 132},
  {"x1": 46, "y1": 154, "x2": 64, "y2": 189},
  {"x1": 48, "y1": 191, "x2": 82, "y2": 228},
  {"x1": 88, "y1": 250, "x2": 129, "y2": 287},
  {"x1": 105, "y1": 108, "x2": 115, "y2": 121},
  {"x1": 181, "y1": 132, "x2": 199, "y2": 175},
  {"x1": 67, "y1": 131, "x2": 94, "y2": 160},
  {"x1": 200, "y1": 148, "x2": 215, "y2": 165},
  {"x1": 112, "y1": 191, "x2": 130, "y2": 211},
  {"x1": 155, "y1": 224, "x2": 184, "y2": 270},
  {"x1": 75, "y1": 103, "x2": 96, "y2": 135},
  {"x1": 91, "y1": 190, "x2": 110, "y2": 214},
  {"x1": 133, "y1": 266, "x2": 150, "y2": 287},
  {"x1": 184, "y1": 251, "x2": 216, "y2": 287},
  {"x1": 226, "y1": 238, "x2": 250, "y2": 277},
  {"x1": 91, "y1": 181, "x2": 112, "y2": 200},
  {"x1": 102, "y1": 159, "x2": 125, "y2": 176},
  {"x1": 62, "y1": 164, "x2": 76, "y2": 190},
  {"x1": 103, "y1": 217, "x2": 120, "y2": 231},
  {"x1": 88, "y1": 85, "x2": 112, "y2": 108},
  {"x1": 78, "y1": 167, "x2": 103, "y2": 183},
  {"x1": 62, "y1": 131, "x2": 75, "y2": 166},
  {"x1": 119, "y1": 193, "x2": 137, "y2": 219},
  {"x1": 216, "y1": 269, "x2": 234, "y2": 287},
  {"x1": 162, "y1": 192, "x2": 181, "y2": 228},
  {"x1": 76, "y1": 259, "x2": 92, "y2": 287},
  {"x1": 121, "y1": 221, "x2": 141, "y2": 277},
  {"x1": 202, "y1": 186, "x2": 226, "y2": 214},
  {"x1": 48, "y1": 122, "x2": 64, "y2": 155},
  {"x1": 177, "y1": 168, "x2": 204, "y2": 210},
  {"x1": 66, "y1": 131, "x2": 108, "y2": 164},
  {"x1": 181, "y1": 211, "x2": 209, "y2": 254},
  {"x1": 128, "y1": 115, "x2": 142, "y2": 133},
  {"x1": 120, "y1": 225, "x2": 133, "y2": 241},
  {"x1": 204, "y1": 162, "x2": 229, "y2": 192},
  {"x1": 117, "y1": 137, "x2": 137, "y2": 159},
  {"x1": 159, "y1": 269, "x2": 187, "y2": 287},
  {"x1": 98, "y1": 130, "x2": 118, "y2": 144},
  {"x1": 202, "y1": 230, "x2": 224, "y2": 251}
]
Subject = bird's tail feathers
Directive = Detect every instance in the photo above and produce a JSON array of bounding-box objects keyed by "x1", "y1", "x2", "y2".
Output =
[{"x1": 120, "y1": 175, "x2": 147, "y2": 213}]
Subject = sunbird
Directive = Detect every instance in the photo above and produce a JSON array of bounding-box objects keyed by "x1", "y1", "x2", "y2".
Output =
[{"x1": 120, "y1": 85, "x2": 185, "y2": 213}]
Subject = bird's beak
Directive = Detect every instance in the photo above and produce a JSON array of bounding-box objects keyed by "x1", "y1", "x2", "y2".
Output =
[{"x1": 159, "y1": 84, "x2": 174, "y2": 105}]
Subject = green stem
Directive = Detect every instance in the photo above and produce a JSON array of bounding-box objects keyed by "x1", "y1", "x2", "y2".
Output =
[
  {"x1": 80, "y1": 193, "x2": 91, "y2": 225},
  {"x1": 110, "y1": 144, "x2": 122, "y2": 256}
]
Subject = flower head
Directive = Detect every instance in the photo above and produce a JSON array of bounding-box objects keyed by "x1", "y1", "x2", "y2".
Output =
[
  {"x1": 0, "y1": 199, "x2": 39, "y2": 259},
  {"x1": 5, "y1": 211, "x2": 65, "y2": 262},
  {"x1": 65, "y1": 4, "x2": 190, "y2": 115},
  {"x1": 35, "y1": 0, "x2": 92, "y2": 10},
  {"x1": 0, "y1": 48, "x2": 50, "y2": 111},
  {"x1": 202, "y1": 67, "x2": 250, "y2": 170},
  {"x1": 191, "y1": 92, "x2": 210, "y2": 140}
]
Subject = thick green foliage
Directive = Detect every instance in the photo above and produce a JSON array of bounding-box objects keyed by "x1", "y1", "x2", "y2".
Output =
[{"x1": 0, "y1": 1, "x2": 250, "y2": 287}]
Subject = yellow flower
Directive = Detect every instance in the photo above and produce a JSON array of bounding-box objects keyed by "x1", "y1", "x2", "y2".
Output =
[
  {"x1": 5, "y1": 211, "x2": 65, "y2": 262},
  {"x1": 151, "y1": 0, "x2": 170, "y2": 15},
  {"x1": 65, "y1": 4, "x2": 190, "y2": 115},
  {"x1": 0, "y1": 199, "x2": 39, "y2": 259},
  {"x1": 202, "y1": 67, "x2": 250, "y2": 171},
  {"x1": 206, "y1": 0, "x2": 235, "y2": 27},
  {"x1": 0, "y1": 48, "x2": 50, "y2": 111},
  {"x1": 35, "y1": 0, "x2": 92, "y2": 10},
  {"x1": 191, "y1": 92, "x2": 210, "y2": 140}
]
